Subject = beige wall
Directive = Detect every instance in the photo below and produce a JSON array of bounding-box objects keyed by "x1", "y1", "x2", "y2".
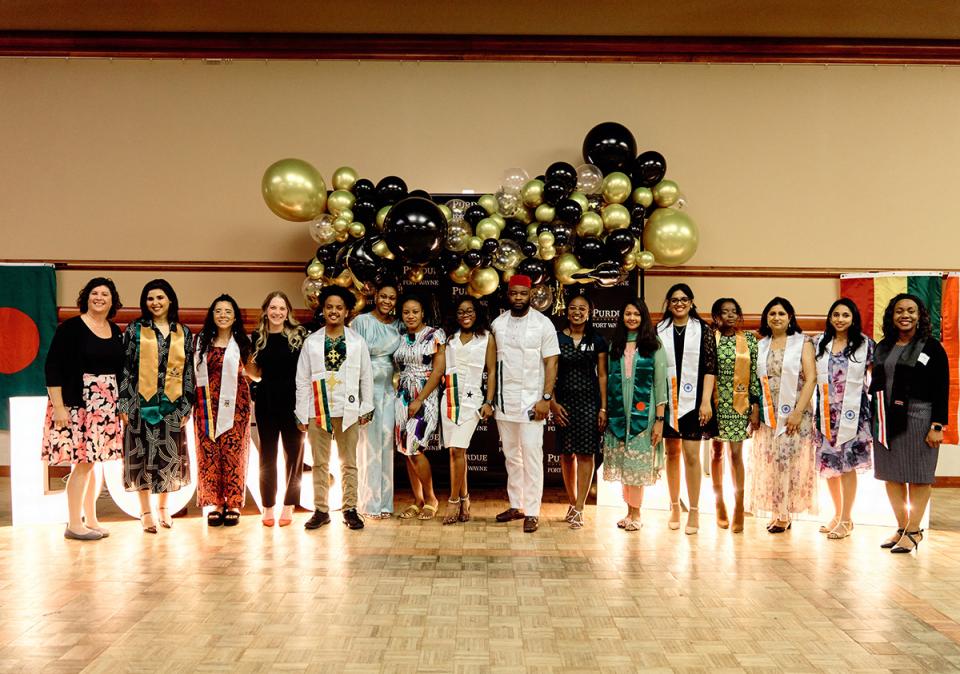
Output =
[{"x1": 3, "y1": 58, "x2": 957, "y2": 314}]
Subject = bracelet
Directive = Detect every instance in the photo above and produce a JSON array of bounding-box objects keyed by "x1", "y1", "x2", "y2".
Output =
[
  {"x1": 599, "y1": 408, "x2": 606, "y2": 412},
  {"x1": 483, "y1": 401, "x2": 493, "y2": 407},
  {"x1": 655, "y1": 415, "x2": 665, "y2": 422}
]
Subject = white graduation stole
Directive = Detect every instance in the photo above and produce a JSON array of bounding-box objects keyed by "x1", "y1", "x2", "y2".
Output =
[
  {"x1": 657, "y1": 319, "x2": 701, "y2": 428},
  {"x1": 815, "y1": 336, "x2": 868, "y2": 447},
  {"x1": 757, "y1": 333, "x2": 804, "y2": 437},
  {"x1": 194, "y1": 336, "x2": 241, "y2": 439}
]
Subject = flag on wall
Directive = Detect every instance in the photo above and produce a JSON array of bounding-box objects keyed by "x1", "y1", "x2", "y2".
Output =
[
  {"x1": 840, "y1": 272, "x2": 943, "y2": 341},
  {"x1": 941, "y1": 273, "x2": 960, "y2": 443},
  {"x1": 0, "y1": 264, "x2": 57, "y2": 429}
]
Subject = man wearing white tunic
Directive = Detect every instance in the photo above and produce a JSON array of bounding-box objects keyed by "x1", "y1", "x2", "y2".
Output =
[{"x1": 491, "y1": 274, "x2": 560, "y2": 533}]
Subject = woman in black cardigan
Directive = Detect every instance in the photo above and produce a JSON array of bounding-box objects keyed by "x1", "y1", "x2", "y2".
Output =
[
  {"x1": 870, "y1": 293, "x2": 949, "y2": 553},
  {"x1": 43, "y1": 277, "x2": 125, "y2": 541}
]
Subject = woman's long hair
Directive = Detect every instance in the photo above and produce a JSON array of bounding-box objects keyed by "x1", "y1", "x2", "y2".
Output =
[
  {"x1": 138, "y1": 278, "x2": 180, "y2": 325},
  {"x1": 448, "y1": 295, "x2": 490, "y2": 337},
  {"x1": 197, "y1": 294, "x2": 252, "y2": 362},
  {"x1": 880, "y1": 292, "x2": 932, "y2": 344},
  {"x1": 610, "y1": 298, "x2": 659, "y2": 359},
  {"x1": 818, "y1": 298, "x2": 867, "y2": 361},
  {"x1": 658, "y1": 282, "x2": 704, "y2": 326},
  {"x1": 251, "y1": 290, "x2": 307, "y2": 361},
  {"x1": 758, "y1": 296, "x2": 802, "y2": 337}
]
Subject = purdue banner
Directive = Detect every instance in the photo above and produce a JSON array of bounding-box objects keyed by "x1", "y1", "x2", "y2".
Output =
[{"x1": 401, "y1": 266, "x2": 638, "y2": 489}]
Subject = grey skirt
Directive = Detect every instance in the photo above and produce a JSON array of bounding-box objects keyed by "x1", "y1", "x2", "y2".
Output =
[{"x1": 874, "y1": 401, "x2": 938, "y2": 484}]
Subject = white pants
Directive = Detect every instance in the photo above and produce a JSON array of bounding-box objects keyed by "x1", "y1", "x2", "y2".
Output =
[{"x1": 497, "y1": 420, "x2": 545, "y2": 517}]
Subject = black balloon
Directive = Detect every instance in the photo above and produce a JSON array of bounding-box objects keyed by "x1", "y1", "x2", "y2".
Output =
[
  {"x1": 408, "y1": 189, "x2": 431, "y2": 199},
  {"x1": 352, "y1": 178, "x2": 375, "y2": 200},
  {"x1": 503, "y1": 224, "x2": 527, "y2": 243},
  {"x1": 573, "y1": 260, "x2": 627, "y2": 288},
  {"x1": 352, "y1": 199, "x2": 378, "y2": 225},
  {"x1": 521, "y1": 241, "x2": 539, "y2": 257},
  {"x1": 463, "y1": 250, "x2": 482, "y2": 268},
  {"x1": 604, "y1": 229, "x2": 636, "y2": 257},
  {"x1": 382, "y1": 196, "x2": 446, "y2": 265},
  {"x1": 554, "y1": 198, "x2": 583, "y2": 226},
  {"x1": 375, "y1": 176, "x2": 409, "y2": 206},
  {"x1": 552, "y1": 229, "x2": 570, "y2": 248},
  {"x1": 481, "y1": 238, "x2": 499, "y2": 255},
  {"x1": 438, "y1": 249, "x2": 462, "y2": 273},
  {"x1": 545, "y1": 161, "x2": 577, "y2": 190},
  {"x1": 315, "y1": 243, "x2": 340, "y2": 266},
  {"x1": 582, "y1": 122, "x2": 637, "y2": 175},
  {"x1": 542, "y1": 180, "x2": 569, "y2": 206},
  {"x1": 574, "y1": 236, "x2": 605, "y2": 268},
  {"x1": 536, "y1": 223, "x2": 552, "y2": 235},
  {"x1": 629, "y1": 222, "x2": 644, "y2": 237},
  {"x1": 630, "y1": 204, "x2": 646, "y2": 224},
  {"x1": 516, "y1": 258, "x2": 548, "y2": 286},
  {"x1": 344, "y1": 237, "x2": 383, "y2": 284},
  {"x1": 464, "y1": 204, "x2": 488, "y2": 227},
  {"x1": 631, "y1": 151, "x2": 667, "y2": 187}
]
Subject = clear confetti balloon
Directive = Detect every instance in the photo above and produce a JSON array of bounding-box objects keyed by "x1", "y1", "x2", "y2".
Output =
[
  {"x1": 495, "y1": 189, "x2": 520, "y2": 217},
  {"x1": 575, "y1": 164, "x2": 604, "y2": 195},
  {"x1": 301, "y1": 277, "x2": 324, "y2": 309},
  {"x1": 445, "y1": 198, "x2": 470, "y2": 226},
  {"x1": 529, "y1": 284, "x2": 554, "y2": 312},
  {"x1": 308, "y1": 214, "x2": 337, "y2": 245},
  {"x1": 492, "y1": 239, "x2": 522, "y2": 271},
  {"x1": 501, "y1": 167, "x2": 530, "y2": 194},
  {"x1": 445, "y1": 221, "x2": 472, "y2": 252}
]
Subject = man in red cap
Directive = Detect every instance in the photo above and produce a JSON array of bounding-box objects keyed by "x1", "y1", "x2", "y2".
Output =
[{"x1": 490, "y1": 274, "x2": 560, "y2": 533}]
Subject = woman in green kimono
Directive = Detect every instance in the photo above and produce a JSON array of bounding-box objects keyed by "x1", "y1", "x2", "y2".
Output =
[{"x1": 603, "y1": 298, "x2": 667, "y2": 531}]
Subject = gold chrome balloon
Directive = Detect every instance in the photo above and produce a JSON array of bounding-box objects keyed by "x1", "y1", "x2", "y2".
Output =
[
  {"x1": 538, "y1": 245, "x2": 557, "y2": 261},
  {"x1": 372, "y1": 239, "x2": 391, "y2": 257},
  {"x1": 637, "y1": 250, "x2": 656, "y2": 270},
  {"x1": 333, "y1": 269, "x2": 355, "y2": 287},
  {"x1": 652, "y1": 180, "x2": 679, "y2": 208},
  {"x1": 569, "y1": 191, "x2": 589, "y2": 212},
  {"x1": 331, "y1": 166, "x2": 359, "y2": 192},
  {"x1": 438, "y1": 204, "x2": 452, "y2": 222},
  {"x1": 338, "y1": 208, "x2": 354, "y2": 224},
  {"x1": 631, "y1": 186, "x2": 653, "y2": 207},
  {"x1": 576, "y1": 211, "x2": 604, "y2": 238},
  {"x1": 449, "y1": 262, "x2": 471, "y2": 284},
  {"x1": 261, "y1": 158, "x2": 327, "y2": 222},
  {"x1": 521, "y1": 179, "x2": 545, "y2": 208},
  {"x1": 349, "y1": 222, "x2": 366, "y2": 238},
  {"x1": 336, "y1": 231, "x2": 350, "y2": 243},
  {"x1": 514, "y1": 206, "x2": 533, "y2": 224},
  {"x1": 376, "y1": 205, "x2": 391, "y2": 229},
  {"x1": 554, "y1": 252, "x2": 583, "y2": 285},
  {"x1": 406, "y1": 266, "x2": 426, "y2": 283},
  {"x1": 467, "y1": 236, "x2": 483, "y2": 251},
  {"x1": 623, "y1": 254, "x2": 637, "y2": 271},
  {"x1": 476, "y1": 218, "x2": 500, "y2": 241},
  {"x1": 535, "y1": 204, "x2": 556, "y2": 223},
  {"x1": 538, "y1": 231, "x2": 555, "y2": 248},
  {"x1": 478, "y1": 194, "x2": 498, "y2": 215},
  {"x1": 602, "y1": 203, "x2": 631, "y2": 231},
  {"x1": 326, "y1": 189, "x2": 356, "y2": 217},
  {"x1": 601, "y1": 171, "x2": 632, "y2": 205},
  {"x1": 333, "y1": 217, "x2": 349, "y2": 234},
  {"x1": 527, "y1": 223, "x2": 539, "y2": 241},
  {"x1": 642, "y1": 208, "x2": 698, "y2": 266},
  {"x1": 490, "y1": 213, "x2": 505, "y2": 229},
  {"x1": 469, "y1": 267, "x2": 501, "y2": 297},
  {"x1": 307, "y1": 260, "x2": 324, "y2": 280}
]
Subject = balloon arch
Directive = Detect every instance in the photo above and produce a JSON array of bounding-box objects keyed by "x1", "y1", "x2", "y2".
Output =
[{"x1": 261, "y1": 122, "x2": 699, "y2": 313}]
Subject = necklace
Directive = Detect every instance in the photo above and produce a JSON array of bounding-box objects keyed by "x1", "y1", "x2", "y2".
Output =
[{"x1": 674, "y1": 324, "x2": 686, "y2": 336}]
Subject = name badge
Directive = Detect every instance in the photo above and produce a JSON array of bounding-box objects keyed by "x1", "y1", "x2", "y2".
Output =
[{"x1": 918, "y1": 353, "x2": 930, "y2": 366}]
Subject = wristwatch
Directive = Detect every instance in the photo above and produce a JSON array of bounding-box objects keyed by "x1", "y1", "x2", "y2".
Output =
[
  {"x1": 931, "y1": 423, "x2": 944, "y2": 432},
  {"x1": 483, "y1": 400, "x2": 494, "y2": 407},
  {"x1": 655, "y1": 415, "x2": 666, "y2": 422},
  {"x1": 542, "y1": 393, "x2": 553, "y2": 401}
]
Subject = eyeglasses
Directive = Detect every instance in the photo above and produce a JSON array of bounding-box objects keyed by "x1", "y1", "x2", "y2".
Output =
[
  {"x1": 457, "y1": 309, "x2": 476, "y2": 317},
  {"x1": 669, "y1": 297, "x2": 691, "y2": 305}
]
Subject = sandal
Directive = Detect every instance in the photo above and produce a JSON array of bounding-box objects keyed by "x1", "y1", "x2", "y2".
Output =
[
  {"x1": 624, "y1": 518, "x2": 642, "y2": 532},
  {"x1": 668, "y1": 501, "x2": 681, "y2": 530},
  {"x1": 569, "y1": 510, "x2": 584, "y2": 530},
  {"x1": 819, "y1": 517, "x2": 840, "y2": 534},
  {"x1": 685, "y1": 506, "x2": 699, "y2": 535},
  {"x1": 207, "y1": 509, "x2": 224, "y2": 527},
  {"x1": 458, "y1": 494, "x2": 471, "y2": 523},
  {"x1": 443, "y1": 498, "x2": 461, "y2": 525},
  {"x1": 398, "y1": 504, "x2": 421, "y2": 520},
  {"x1": 223, "y1": 509, "x2": 241, "y2": 527},
  {"x1": 418, "y1": 503, "x2": 438, "y2": 521},
  {"x1": 716, "y1": 498, "x2": 729, "y2": 529},
  {"x1": 827, "y1": 521, "x2": 853, "y2": 540},
  {"x1": 564, "y1": 505, "x2": 576, "y2": 523},
  {"x1": 891, "y1": 529, "x2": 924, "y2": 554},
  {"x1": 158, "y1": 506, "x2": 172, "y2": 529},
  {"x1": 880, "y1": 528, "x2": 905, "y2": 549},
  {"x1": 141, "y1": 511, "x2": 157, "y2": 534}
]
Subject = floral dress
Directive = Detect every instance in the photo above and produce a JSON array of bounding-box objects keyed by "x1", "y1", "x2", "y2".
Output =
[
  {"x1": 746, "y1": 336, "x2": 818, "y2": 517},
  {"x1": 394, "y1": 326, "x2": 445, "y2": 456},
  {"x1": 816, "y1": 339, "x2": 874, "y2": 477}
]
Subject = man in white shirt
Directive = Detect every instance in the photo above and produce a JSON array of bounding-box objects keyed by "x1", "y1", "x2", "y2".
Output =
[{"x1": 491, "y1": 274, "x2": 560, "y2": 533}]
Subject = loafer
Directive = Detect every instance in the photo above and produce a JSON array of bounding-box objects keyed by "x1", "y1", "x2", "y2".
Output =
[
  {"x1": 523, "y1": 516, "x2": 539, "y2": 533},
  {"x1": 496, "y1": 507, "x2": 525, "y2": 523},
  {"x1": 64, "y1": 526, "x2": 103, "y2": 541},
  {"x1": 304, "y1": 510, "x2": 331, "y2": 530},
  {"x1": 88, "y1": 526, "x2": 110, "y2": 538},
  {"x1": 343, "y1": 509, "x2": 365, "y2": 530}
]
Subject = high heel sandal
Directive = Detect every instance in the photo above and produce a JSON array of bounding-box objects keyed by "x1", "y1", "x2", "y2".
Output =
[
  {"x1": 141, "y1": 511, "x2": 157, "y2": 534},
  {"x1": 731, "y1": 502, "x2": 744, "y2": 534},
  {"x1": 767, "y1": 519, "x2": 792, "y2": 534},
  {"x1": 685, "y1": 507, "x2": 699, "y2": 535},
  {"x1": 819, "y1": 517, "x2": 840, "y2": 534},
  {"x1": 278, "y1": 506, "x2": 294, "y2": 527},
  {"x1": 668, "y1": 501, "x2": 681, "y2": 531},
  {"x1": 458, "y1": 493, "x2": 471, "y2": 523},
  {"x1": 158, "y1": 506, "x2": 172, "y2": 529},
  {"x1": 569, "y1": 510, "x2": 584, "y2": 530},
  {"x1": 891, "y1": 529, "x2": 923, "y2": 554},
  {"x1": 880, "y1": 528, "x2": 905, "y2": 549},
  {"x1": 564, "y1": 505, "x2": 576, "y2": 523},
  {"x1": 443, "y1": 498, "x2": 461, "y2": 525}
]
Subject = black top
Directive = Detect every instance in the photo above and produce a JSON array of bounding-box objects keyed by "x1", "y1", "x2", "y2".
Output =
[
  {"x1": 555, "y1": 331, "x2": 607, "y2": 404},
  {"x1": 45, "y1": 315, "x2": 124, "y2": 407},
  {"x1": 252, "y1": 331, "x2": 301, "y2": 415},
  {"x1": 870, "y1": 337, "x2": 950, "y2": 434},
  {"x1": 663, "y1": 319, "x2": 718, "y2": 435}
]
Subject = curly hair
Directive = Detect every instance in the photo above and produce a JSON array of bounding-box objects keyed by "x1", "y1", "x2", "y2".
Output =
[
  {"x1": 77, "y1": 277, "x2": 121, "y2": 320},
  {"x1": 880, "y1": 293, "x2": 932, "y2": 344},
  {"x1": 710, "y1": 297, "x2": 743, "y2": 332}
]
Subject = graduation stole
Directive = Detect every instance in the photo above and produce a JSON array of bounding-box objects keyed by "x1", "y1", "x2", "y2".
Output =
[
  {"x1": 137, "y1": 322, "x2": 186, "y2": 425},
  {"x1": 657, "y1": 319, "x2": 701, "y2": 427},
  {"x1": 606, "y1": 348, "x2": 654, "y2": 440},
  {"x1": 714, "y1": 331, "x2": 751, "y2": 415},
  {"x1": 194, "y1": 336, "x2": 241, "y2": 440},
  {"x1": 757, "y1": 333, "x2": 804, "y2": 437},
  {"x1": 815, "y1": 336, "x2": 868, "y2": 447}
]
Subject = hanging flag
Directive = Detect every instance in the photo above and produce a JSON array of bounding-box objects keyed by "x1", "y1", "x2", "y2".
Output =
[
  {"x1": 840, "y1": 272, "x2": 943, "y2": 342},
  {"x1": 0, "y1": 264, "x2": 57, "y2": 429},
  {"x1": 941, "y1": 273, "x2": 960, "y2": 443}
]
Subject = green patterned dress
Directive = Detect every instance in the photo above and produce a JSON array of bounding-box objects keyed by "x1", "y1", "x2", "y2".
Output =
[{"x1": 711, "y1": 332, "x2": 760, "y2": 441}]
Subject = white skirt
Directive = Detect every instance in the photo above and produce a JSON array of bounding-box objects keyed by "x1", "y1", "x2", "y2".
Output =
[{"x1": 441, "y1": 412, "x2": 480, "y2": 448}]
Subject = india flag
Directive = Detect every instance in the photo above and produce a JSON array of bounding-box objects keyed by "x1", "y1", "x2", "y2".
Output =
[{"x1": 840, "y1": 272, "x2": 943, "y2": 342}]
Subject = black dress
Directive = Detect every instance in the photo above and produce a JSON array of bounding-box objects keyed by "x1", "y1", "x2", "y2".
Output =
[
  {"x1": 662, "y1": 320, "x2": 718, "y2": 441},
  {"x1": 555, "y1": 331, "x2": 607, "y2": 455}
]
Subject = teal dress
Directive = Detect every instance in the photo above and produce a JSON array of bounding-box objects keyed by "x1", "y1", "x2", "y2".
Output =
[{"x1": 603, "y1": 339, "x2": 668, "y2": 488}]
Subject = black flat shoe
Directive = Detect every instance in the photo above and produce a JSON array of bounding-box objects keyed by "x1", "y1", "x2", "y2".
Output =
[
  {"x1": 223, "y1": 510, "x2": 241, "y2": 527},
  {"x1": 891, "y1": 529, "x2": 923, "y2": 554},
  {"x1": 767, "y1": 520, "x2": 792, "y2": 534},
  {"x1": 207, "y1": 509, "x2": 224, "y2": 527},
  {"x1": 880, "y1": 528, "x2": 905, "y2": 549}
]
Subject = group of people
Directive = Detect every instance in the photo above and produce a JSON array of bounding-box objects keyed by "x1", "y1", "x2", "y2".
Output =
[{"x1": 43, "y1": 275, "x2": 949, "y2": 553}]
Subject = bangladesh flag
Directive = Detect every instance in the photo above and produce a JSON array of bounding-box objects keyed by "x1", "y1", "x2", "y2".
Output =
[
  {"x1": 840, "y1": 272, "x2": 943, "y2": 342},
  {"x1": 0, "y1": 264, "x2": 57, "y2": 429}
]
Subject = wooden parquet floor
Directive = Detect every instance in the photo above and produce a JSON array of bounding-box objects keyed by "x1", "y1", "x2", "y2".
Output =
[{"x1": 2, "y1": 482, "x2": 960, "y2": 673}]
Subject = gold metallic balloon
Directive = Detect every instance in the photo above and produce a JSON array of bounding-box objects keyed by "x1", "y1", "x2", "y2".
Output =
[
  {"x1": 576, "y1": 211, "x2": 604, "y2": 238},
  {"x1": 602, "y1": 203, "x2": 631, "y2": 231},
  {"x1": 352, "y1": 293, "x2": 366, "y2": 315},
  {"x1": 631, "y1": 186, "x2": 653, "y2": 207},
  {"x1": 438, "y1": 204, "x2": 452, "y2": 222},
  {"x1": 527, "y1": 223, "x2": 539, "y2": 240},
  {"x1": 331, "y1": 166, "x2": 359, "y2": 192},
  {"x1": 623, "y1": 254, "x2": 637, "y2": 271},
  {"x1": 307, "y1": 260, "x2": 324, "y2": 280},
  {"x1": 468, "y1": 267, "x2": 500, "y2": 297},
  {"x1": 601, "y1": 171, "x2": 632, "y2": 205},
  {"x1": 490, "y1": 213, "x2": 505, "y2": 229},
  {"x1": 467, "y1": 236, "x2": 483, "y2": 251},
  {"x1": 642, "y1": 208, "x2": 698, "y2": 266},
  {"x1": 333, "y1": 269, "x2": 355, "y2": 288},
  {"x1": 376, "y1": 205, "x2": 392, "y2": 229},
  {"x1": 652, "y1": 180, "x2": 679, "y2": 208},
  {"x1": 336, "y1": 231, "x2": 350, "y2": 243},
  {"x1": 569, "y1": 191, "x2": 589, "y2": 212},
  {"x1": 514, "y1": 207, "x2": 533, "y2": 224},
  {"x1": 502, "y1": 268, "x2": 515, "y2": 282},
  {"x1": 338, "y1": 208, "x2": 354, "y2": 224},
  {"x1": 521, "y1": 179, "x2": 545, "y2": 208},
  {"x1": 449, "y1": 262, "x2": 471, "y2": 284},
  {"x1": 326, "y1": 189, "x2": 356, "y2": 217},
  {"x1": 261, "y1": 158, "x2": 327, "y2": 222},
  {"x1": 637, "y1": 250, "x2": 656, "y2": 270},
  {"x1": 372, "y1": 239, "x2": 391, "y2": 257},
  {"x1": 406, "y1": 266, "x2": 426, "y2": 283},
  {"x1": 349, "y1": 222, "x2": 366, "y2": 238},
  {"x1": 333, "y1": 218, "x2": 349, "y2": 234},
  {"x1": 538, "y1": 231, "x2": 555, "y2": 248},
  {"x1": 554, "y1": 252, "x2": 583, "y2": 285},
  {"x1": 476, "y1": 218, "x2": 500, "y2": 241},
  {"x1": 538, "y1": 245, "x2": 556, "y2": 261},
  {"x1": 535, "y1": 204, "x2": 556, "y2": 223},
  {"x1": 478, "y1": 194, "x2": 498, "y2": 215}
]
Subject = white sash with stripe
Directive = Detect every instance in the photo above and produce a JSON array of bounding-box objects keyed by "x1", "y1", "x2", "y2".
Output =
[
  {"x1": 657, "y1": 319, "x2": 701, "y2": 428},
  {"x1": 194, "y1": 336, "x2": 241, "y2": 439},
  {"x1": 815, "y1": 335, "x2": 868, "y2": 447},
  {"x1": 758, "y1": 333, "x2": 804, "y2": 437}
]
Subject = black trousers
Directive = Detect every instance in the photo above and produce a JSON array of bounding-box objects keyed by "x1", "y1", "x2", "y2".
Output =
[{"x1": 255, "y1": 407, "x2": 305, "y2": 507}]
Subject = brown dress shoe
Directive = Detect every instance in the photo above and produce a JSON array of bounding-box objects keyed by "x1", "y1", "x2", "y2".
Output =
[
  {"x1": 523, "y1": 516, "x2": 539, "y2": 533},
  {"x1": 495, "y1": 507, "x2": 525, "y2": 523}
]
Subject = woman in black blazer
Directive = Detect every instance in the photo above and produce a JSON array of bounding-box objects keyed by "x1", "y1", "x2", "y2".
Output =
[
  {"x1": 870, "y1": 293, "x2": 949, "y2": 553},
  {"x1": 43, "y1": 277, "x2": 125, "y2": 541}
]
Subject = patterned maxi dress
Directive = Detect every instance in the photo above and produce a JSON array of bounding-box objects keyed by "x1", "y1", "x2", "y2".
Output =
[
  {"x1": 746, "y1": 337, "x2": 819, "y2": 517},
  {"x1": 816, "y1": 340, "x2": 874, "y2": 477},
  {"x1": 194, "y1": 347, "x2": 252, "y2": 509},
  {"x1": 394, "y1": 326, "x2": 445, "y2": 456}
]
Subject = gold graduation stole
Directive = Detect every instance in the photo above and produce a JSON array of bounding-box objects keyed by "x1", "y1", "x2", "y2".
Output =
[
  {"x1": 715, "y1": 331, "x2": 751, "y2": 415},
  {"x1": 137, "y1": 322, "x2": 186, "y2": 424}
]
